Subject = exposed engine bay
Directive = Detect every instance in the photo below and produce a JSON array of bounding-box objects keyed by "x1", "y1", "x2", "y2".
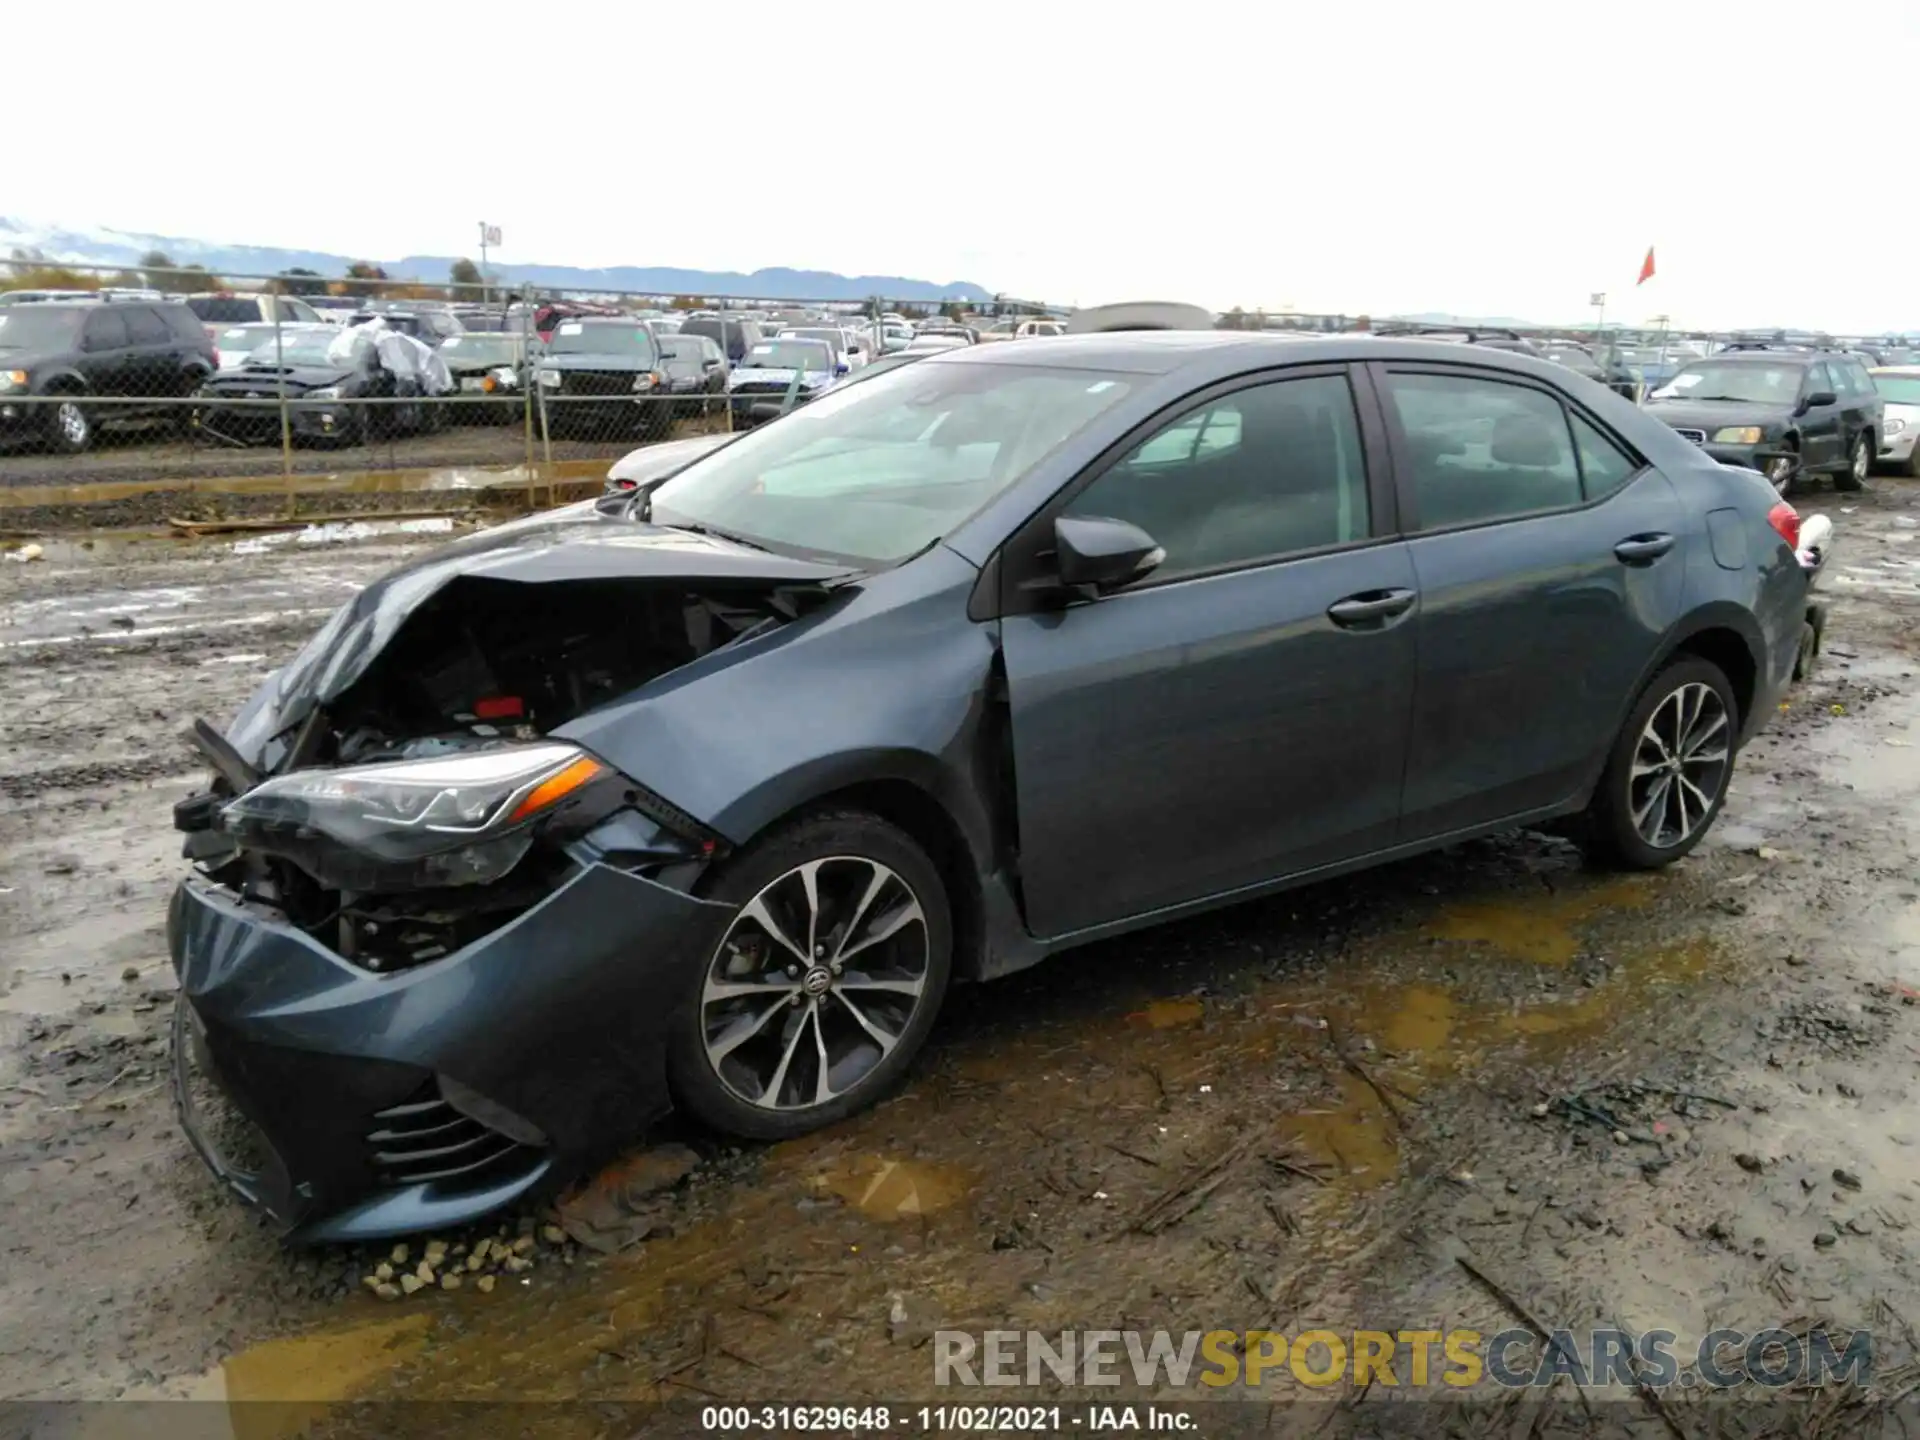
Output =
[
  {"x1": 324, "y1": 576, "x2": 792, "y2": 763},
  {"x1": 183, "y1": 573, "x2": 828, "y2": 973}
]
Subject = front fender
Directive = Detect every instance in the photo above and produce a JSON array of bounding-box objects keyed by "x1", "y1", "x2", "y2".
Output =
[{"x1": 558, "y1": 546, "x2": 998, "y2": 853}]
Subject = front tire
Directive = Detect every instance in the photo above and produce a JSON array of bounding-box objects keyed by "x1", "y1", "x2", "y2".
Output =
[
  {"x1": 1583, "y1": 657, "x2": 1739, "y2": 870},
  {"x1": 1835, "y1": 434, "x2": 1870, "y2": 492},
  {"x1": 666, "y1": 810, "x2": 953, "y2": 1141},
  {"x1": 47, "y1": 396, "x2": 93, "y2": 454},
  {"x1": 1764, "y1": 451, "x2": 1799, "y2": 495}
]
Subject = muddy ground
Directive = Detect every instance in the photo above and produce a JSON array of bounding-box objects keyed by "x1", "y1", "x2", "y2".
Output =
[{"x1": 6, "y1": 480, "x2": 1920, "y2": 1431}]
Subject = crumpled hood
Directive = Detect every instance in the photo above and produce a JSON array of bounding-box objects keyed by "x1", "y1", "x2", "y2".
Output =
[
  {"x1": 205, "y1": 363, "x2": 356, "y2": 393},
  {"x1": 226, "y1": 509, "x2": 850, "y2": 765},
  {"x1": 1643, "y1": 399, "x2": 1786, "y2": 433}
]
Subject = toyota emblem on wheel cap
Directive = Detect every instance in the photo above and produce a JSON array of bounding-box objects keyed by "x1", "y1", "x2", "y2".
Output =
[{"x1": 802, "y1": 967, "x2": 833, "y2": 996}]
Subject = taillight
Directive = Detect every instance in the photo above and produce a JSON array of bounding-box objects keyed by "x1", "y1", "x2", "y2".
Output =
[
  {"x1": 210, "y1": 346, "x2": 220, "y2": 370},
  {"x1": 1768, "y1": 500, "x2": 1801, "y2": 551}
]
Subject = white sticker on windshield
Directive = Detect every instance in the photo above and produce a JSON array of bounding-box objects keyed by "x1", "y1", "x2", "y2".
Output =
[
  {"x1": 558, "y1": 322, "x2": 584, "y2": 336},
  {"x1": 1086, "y1": 381, "x2": 1116, "y2": 393},
  {"x1": 1670, "y1": 372, "x2": 1703, "y2": 388}
]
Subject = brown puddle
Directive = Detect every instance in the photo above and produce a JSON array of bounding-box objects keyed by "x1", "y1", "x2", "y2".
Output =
[
  {"x1": 1425, "y1": 876, "x2": 1654, "y2": 964},
  {"x1": 172, "y1": 875, "x2": 1722, "y2": 1420}
]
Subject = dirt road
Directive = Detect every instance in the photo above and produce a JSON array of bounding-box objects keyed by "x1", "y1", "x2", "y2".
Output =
[{"x1": 6, "y1": 483, "x2": 1920, "y2": 1427}]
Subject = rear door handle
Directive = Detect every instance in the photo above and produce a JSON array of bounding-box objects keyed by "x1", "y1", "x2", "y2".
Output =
[
  {"x1": 1327, "y1": 587, "x2": 1417, "y2": 628},
  {"x1": 1613, "y1": 532, "x2": 1676, "y2": 565}
]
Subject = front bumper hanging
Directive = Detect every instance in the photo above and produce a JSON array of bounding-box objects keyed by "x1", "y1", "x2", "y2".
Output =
[{"x1": 168, "y1": 862, "x2": 731, "y2": 1243}]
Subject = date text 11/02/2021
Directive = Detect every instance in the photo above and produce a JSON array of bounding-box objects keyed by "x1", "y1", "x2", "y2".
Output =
[{"x1": 700, "y1": 1406, "x2": 1193, "y2": 1431}]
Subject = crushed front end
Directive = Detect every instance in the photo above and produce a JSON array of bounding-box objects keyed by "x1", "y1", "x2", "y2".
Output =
[{"x1": 165, "y1": 526, "x2": 848, "y2": 1241}]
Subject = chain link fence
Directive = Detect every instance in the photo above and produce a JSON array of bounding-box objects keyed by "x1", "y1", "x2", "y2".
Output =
[
  {"x1": 5, "y1": 257, "x2": 1913, "y2": 503},
  {"x1": 0, "y1": 259, "x2": 1005, "y2": 501}
]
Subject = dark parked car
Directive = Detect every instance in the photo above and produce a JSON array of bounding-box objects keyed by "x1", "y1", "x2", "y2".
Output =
[
  {"x1": 657, "y1": 333, "x2": 729, "y2": 416},
  {"x1": 678, "y1": 316, "x2": 765, "y2": 364},
  {"x1": 437, "y1": 333, "x2": 533, "y2": 423},
  {"x1": 195, "y1": 329, "x2": 439, "y2": 447},
  {"x1": 169, "y1": 334, "x2": 1829, "y2": 1241},
  {"x1": 0, "y1": 300, "x2": 216, "y2": 452},
  {"x1": 1643, "y1": 350, "x2": 1882, "y2": 494},
  {"x1": 1539, "y1": 341, "x2": 1638, "y2": 399},
  {"x1": 534, "y1": 318, "x2": 670, "y2": 438}
]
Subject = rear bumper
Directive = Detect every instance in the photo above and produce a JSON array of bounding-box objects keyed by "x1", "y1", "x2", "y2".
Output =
[{"x1": 167, "y1": 862, "x2": 730, "y2": 1243}]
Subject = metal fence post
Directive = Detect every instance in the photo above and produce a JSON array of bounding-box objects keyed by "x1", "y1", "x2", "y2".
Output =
[
  {"x1": 274, "y1": 307, "x2": 294, "y2": 514},
  {"x1": 522, "y1": 294, "x2": 536, "y2": 511}
]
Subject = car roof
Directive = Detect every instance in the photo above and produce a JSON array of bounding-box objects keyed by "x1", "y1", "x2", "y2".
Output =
[
  {"x1": 1695, "y1": 349, "x2": 1818, "y2": 364},
  {"x1": 1873, "y1": 365, "x2": 1920, "y2": 375}
]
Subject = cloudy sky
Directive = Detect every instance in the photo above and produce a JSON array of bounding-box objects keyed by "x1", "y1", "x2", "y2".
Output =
[{"x1": 11, "y1": 0, "x2": 1918, "y2": 330}]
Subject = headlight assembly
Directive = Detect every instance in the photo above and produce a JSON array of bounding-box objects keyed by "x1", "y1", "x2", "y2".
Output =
[
  {"x1": 537, "y1": 368, "x2": 562, "y2": 388},
  {"x1": 220, "y1": 743, "x2": 609, "y2": 890},
  {"x1": 1887, "y1": 418, "x2": 1907, "y2": 435},
  {"x1": 1712, "y1": 426, "x2": 1764, "y2": 444},
  {"x1": 306, "y1": 386, "x2": 341, "y2": 401}
]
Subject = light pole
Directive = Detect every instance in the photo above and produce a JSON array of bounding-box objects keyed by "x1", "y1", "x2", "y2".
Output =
[{"x1": 1590, "y1": 291, "x2": 1607, "y2": 342}]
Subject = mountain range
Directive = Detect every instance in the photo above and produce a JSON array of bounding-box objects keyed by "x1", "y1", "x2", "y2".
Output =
[{"x1": 0, "y1": 217, "x2": 995, "y2": 304}]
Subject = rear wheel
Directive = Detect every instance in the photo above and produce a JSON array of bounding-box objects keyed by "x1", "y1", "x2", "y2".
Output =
[
  {"x1": 667, "y1": 810, "x2": 953, "y2": 1141},
  {"x1": 1583, "y1": 656, "x2": 1739, "y2": 869},
  {"x1": 1835, "y1": 433, "x2": 1870, "y2": 491}
]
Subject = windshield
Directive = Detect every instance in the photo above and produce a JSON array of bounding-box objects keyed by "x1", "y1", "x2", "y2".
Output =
[
  {"x1": 648, "y1": 361, "x2": 1136, "y2": 565},
  {"x1": 440, "y1": 335, "x2": 524, "y2": 364},
  {"x1": 1654, "y1": 362, "x2": 1803, "y2": 404},
  {"x1": 0, "y1": 308, "x2": 83, "y2": 349},
  {"x1": 1875, "y1": 375, "x2": 1920, "y2": 405},
  {"x1": 743, "y1": 340, "x2": 832, "y2": 371},
  {"x1": 1543, "y1": 346, "x2": 1596, "y2": 365},
  {"x1": 546, "y1": 322, "x2": 658, "y2": 359},
  {"x1": 781, "y1": 328, "x2": 844, "y2": 352}
]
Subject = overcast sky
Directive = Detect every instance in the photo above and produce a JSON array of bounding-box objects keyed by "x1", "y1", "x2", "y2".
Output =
[{"x1": 11, "y1": 1, "x2": 1918, "y2": 330}]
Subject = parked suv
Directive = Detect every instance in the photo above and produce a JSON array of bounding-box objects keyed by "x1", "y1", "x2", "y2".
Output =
[
  {"x1": 0, "y1": 300, "x2": 216, "y2": 452},
  {"x1": 1643, "y1": 349, "x2": 1882, "y2": 494},
  {"x1": 185, "y1": 293, "x2": 326, "y2": 328}
]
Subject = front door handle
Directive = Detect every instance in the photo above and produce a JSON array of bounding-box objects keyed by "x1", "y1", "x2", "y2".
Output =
[
  {"x1": 1327, "y1": 587, "x2": 1417, "y2": 629},
  {"x1": 1613, "y1": 532, "x2": 1676, "y2": 565}
]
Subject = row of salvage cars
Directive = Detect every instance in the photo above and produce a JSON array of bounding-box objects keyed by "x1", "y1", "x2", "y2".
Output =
[{"x1": 170, "y1": 303, "x2": 1836, "y2": 1241}]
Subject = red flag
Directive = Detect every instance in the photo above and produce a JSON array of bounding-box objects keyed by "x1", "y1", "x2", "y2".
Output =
[{"x1": 1637, "y1": 247, "x2": 1656, "y2": 285}]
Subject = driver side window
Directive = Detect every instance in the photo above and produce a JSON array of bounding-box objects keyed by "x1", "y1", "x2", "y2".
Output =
[{"x1": 1062, "y1": 373, "x2": 1370, "y2": 583}]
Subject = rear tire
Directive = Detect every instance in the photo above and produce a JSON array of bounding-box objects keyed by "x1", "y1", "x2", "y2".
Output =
[
  {"x1": 1583, "y1": 656, "x2": 1739, "y2": 870},
  {"x1": 1835, "y1": 434, "x2": 1870, "y2": 492},
  {"x1": 666, "y1": 809, "x2": 953, "y2": 1141}
]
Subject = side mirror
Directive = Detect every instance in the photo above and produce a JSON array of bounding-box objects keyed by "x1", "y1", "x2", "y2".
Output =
[
  {"x1": 835, "y1": 362, "x2": 850, "y2": 375},
  {"x1": 1802, "y1": 390, "x2": 1837, "y2": 410},
  {"x1": 1053, "y1": 515, "x2": 1164, "y2": 593}
]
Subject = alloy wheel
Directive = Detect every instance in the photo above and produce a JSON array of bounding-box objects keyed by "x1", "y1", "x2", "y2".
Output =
[
  {"x1": 700, "y1": 856, "x2": 931, "y2": 1111},
  {"x1": 56, "y1": 402, "x2": 88, "y2": 448},
  {"x1": 1628, "y1": 682, "x2": 1731, "y2": 849},
  {"x1": 1765, "y1": 455, "x2": 1796, "y2": 493},
  {"x1": 1853, "y1": 438, "x2": 1870, "y2": 483}
]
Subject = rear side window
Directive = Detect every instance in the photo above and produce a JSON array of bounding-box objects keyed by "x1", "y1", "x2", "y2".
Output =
[
  {"x1": 123, "y1": 307, "x2": 171, "y2": 346},
  {"x1": 1806, "y1": 362, "x2": 1835, "y2": 399},
  {"x1": 1569, "y1": 413, "x2": 1638, "y2": 498},
  {"x1": 82, "y1": 309, "x2": 130, "y2": 351},
  {"x1": 1386, "y1": 372, "x2": 1580, "y2": 529},
  {"x1": 1846, "y1": 362, "x2": 1876, "y2": 398},
  {"x1": 162, "y1": 307, "x2": 206, "y2": 343}
]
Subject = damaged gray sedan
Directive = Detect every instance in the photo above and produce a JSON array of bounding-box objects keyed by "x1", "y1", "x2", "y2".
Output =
[{"x1": 170, "y1": 333, "x2": 1824, "y2": 1241}]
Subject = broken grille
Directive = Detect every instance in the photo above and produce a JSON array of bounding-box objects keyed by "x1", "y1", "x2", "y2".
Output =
[{"x1": 366, "y1": 1082, "x2": 527, "y2": 1185}]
